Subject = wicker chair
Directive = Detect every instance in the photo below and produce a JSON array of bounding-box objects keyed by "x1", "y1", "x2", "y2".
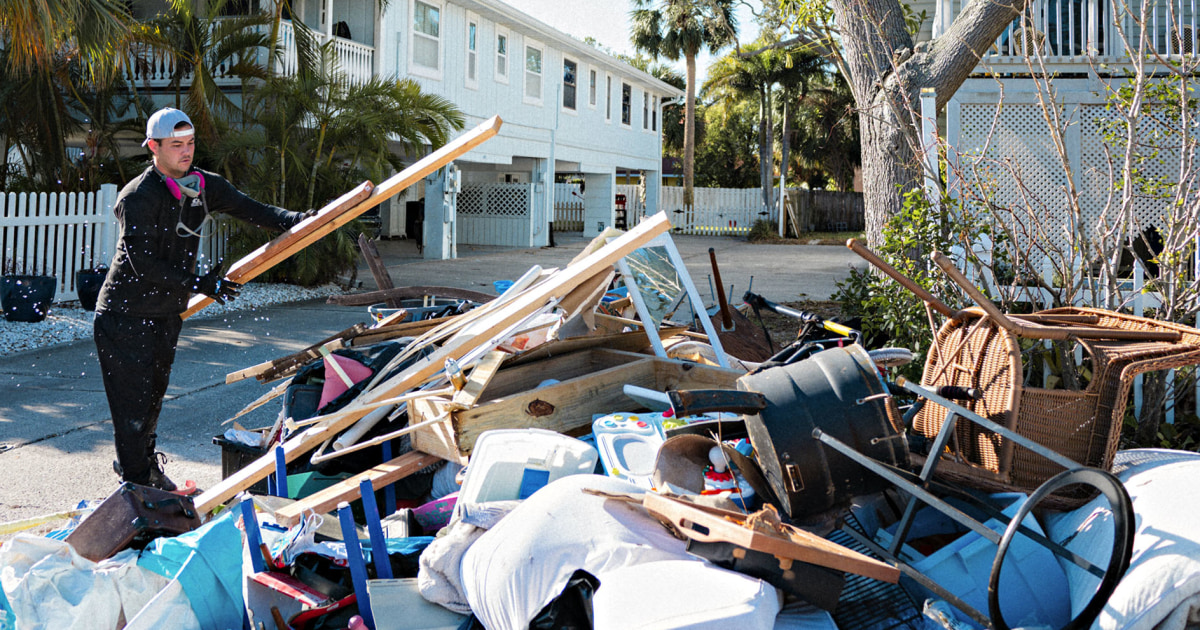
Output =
[
  {"x1": 910, "y1": 255, "x2": 1200, "y2": 507},
  {"x1": 915, "y1": 306, "x2": 1200, "y2": 503}
]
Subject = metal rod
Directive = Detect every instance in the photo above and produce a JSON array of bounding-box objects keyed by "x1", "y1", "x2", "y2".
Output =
[
  {"x1": 815, "y1": 429, "x2": 1004, "y2": 545},
  {"x1": 897, "y1": 377, "x2": 1082, "y2": 470},
  {"x1": 890, "y1": 408, "x2": 963, "y2": 553}
]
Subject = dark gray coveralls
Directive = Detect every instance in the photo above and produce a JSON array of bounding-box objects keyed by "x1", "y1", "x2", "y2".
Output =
[{"x1": 93, "y1": 165, "x2": 301, "y2": 485}]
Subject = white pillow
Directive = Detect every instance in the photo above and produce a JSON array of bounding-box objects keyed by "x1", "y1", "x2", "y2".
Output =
[
  {"x1": 1042, "y1": 449, "x2": 1200, "y2": 630},
  {"x1": 460, "y1": 475, "x2": 694, "y2": 630},
  {"x1": 592, "y1": 560, "x2": 782, "y2": 630}
]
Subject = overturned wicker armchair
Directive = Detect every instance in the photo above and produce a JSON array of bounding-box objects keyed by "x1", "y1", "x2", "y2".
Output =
[{"x1": 849, "y1": 240, "x2": 1200, "y2": 506}]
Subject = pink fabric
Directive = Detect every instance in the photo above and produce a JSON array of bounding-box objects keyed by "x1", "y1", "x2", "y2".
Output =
[{"x1": 319, "y1": 354, "x2": 373, "y2": 408}]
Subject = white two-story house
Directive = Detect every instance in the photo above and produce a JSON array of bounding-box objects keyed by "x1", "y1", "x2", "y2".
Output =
[{"x1": 133, "y1": 0, "x2": 682, "y2": 258}]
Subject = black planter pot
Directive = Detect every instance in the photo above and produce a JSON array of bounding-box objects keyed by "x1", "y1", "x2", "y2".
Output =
[
  {"x1": 1, "y1": 275, "x2": 57, "y2": 323},
  {"x1": 75, "y1": 268, "x2": 109, "y2": 312}
]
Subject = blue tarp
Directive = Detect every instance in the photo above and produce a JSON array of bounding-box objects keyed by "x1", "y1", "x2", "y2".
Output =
[{"x1": 137, "y1": 511, "x2": 243, "y2": 630}]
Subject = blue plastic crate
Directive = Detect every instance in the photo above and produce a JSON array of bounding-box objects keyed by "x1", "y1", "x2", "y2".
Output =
[{"x1": 875, "y1": 493, "x2": 1071, "y2": 629}]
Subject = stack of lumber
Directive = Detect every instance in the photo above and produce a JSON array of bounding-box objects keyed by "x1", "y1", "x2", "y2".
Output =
[{"x1": 198, "y1": 212, "x2": 678, "y2": 516}]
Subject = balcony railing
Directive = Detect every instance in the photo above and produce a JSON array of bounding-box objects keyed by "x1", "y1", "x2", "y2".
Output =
[
  {"x1": 126, "y1": 19, "x2": 374, "y2": 89},
  {"x1": 934, "y1": 0, "x2": 1198, "y2": 70},
  {"x1": 275, "y1": 21, "x2": 375, "y2": 84}
]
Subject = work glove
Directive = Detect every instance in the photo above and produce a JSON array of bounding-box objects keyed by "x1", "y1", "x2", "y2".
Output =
[
  {"x1": 192, "y1": 265, "x2": 241, "y2": 304},
  {"x1": 289, "y1": 208, "x2": 318, "y2": 228}
]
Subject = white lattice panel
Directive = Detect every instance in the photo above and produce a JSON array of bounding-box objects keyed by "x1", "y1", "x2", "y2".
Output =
[
  {"x1": 951, "y1": 84, "x2": 1191, "y2": 277},
  {"x1": 1079, "y1": 103, "x2": 1182, "y2": 239},
  {"x1": 957, "y1": 101, "x2": 1071, "y2": 256},
  {"x1": 459, "y1": 183, "x2": 529, "y2": 216},
  {"x1": 458, "y1": 183, "x2": 533, "y2": 247}
]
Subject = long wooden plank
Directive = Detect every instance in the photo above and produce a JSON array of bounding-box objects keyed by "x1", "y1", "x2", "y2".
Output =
[
  {"x1": 273, "y1": 451, "x2": 441, "y2": 526},
  {"x1": 182, "y1": 181, "x2": 375, "y2": 319},
  {"x1": 183, "y1": 115, "x2": 504, "y2": 319},
  {"x1": 193, "y1": 212, "x2": 672, "y2": 514}
]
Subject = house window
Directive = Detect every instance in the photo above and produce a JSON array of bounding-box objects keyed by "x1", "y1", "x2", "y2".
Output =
[
  {"x1": 525, "y1": 43, "x2": 543, "y2": 103},
  {"x1": 621, "y1": 82, "x2": 631, "y2": 126},
  {"x1": 495, "y1": 30, "x2": 508, "y2": 83},
  {"x1": 589, "y1": 69, "x2": 597, "y2": 107},
  {"x1": 605, "y1": 75, "x2": 613, "y2": 122},
  {"x1": 642, "y1": 92, "x2": 649, "y2": 130},
  {"x1": 562, "y1": 58, "x2": 577, "y2": 110},
  {"x1": 652, "y1": 96, "x2": 658, "y2": 131},
  {"x1": 466, "y1": 18, "x2": 478, "y2": 86},
  {"x1": 412, "y1": 0, "x2": 440, "y2": 74}
]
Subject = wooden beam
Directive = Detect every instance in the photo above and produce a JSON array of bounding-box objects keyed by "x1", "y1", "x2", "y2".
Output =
[
  {"x1": 184, "y1": 115, "x2": 504, "y2": 319},
  {"x1": 273, "y1": 451, "x2": 442, "y2": 527},
  {"x1": 183, "y1": 181, "x2": 375, "y2": 319},
  {"x1": 348, "y1": 316, "x2": 453, "y2": 347},
  {"x1": 192, "y1": 212, "x2": 672, "y2": 514},
  {"x1": 226, "y1": 324, "x2": 366, "y2": 384},
  {"x1": 358, "y1": 233, "x2": 399, "y2": 307}
]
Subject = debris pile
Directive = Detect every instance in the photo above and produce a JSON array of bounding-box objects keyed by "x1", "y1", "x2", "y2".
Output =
[{"x1": 6, "y1": 124, "x2": 1200, "y2": 630}]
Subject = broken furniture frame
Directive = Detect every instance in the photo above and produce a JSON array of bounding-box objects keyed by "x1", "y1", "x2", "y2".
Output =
[
  {"x1": 815, "y1": 378, "x2": 1135, "y2": 630},
  {"x1": 847, "y1": 239, "x2": 1200, "y2": 505},
  {"x1": 615, "y1": 232, "x2": 730, "y2": 368}
]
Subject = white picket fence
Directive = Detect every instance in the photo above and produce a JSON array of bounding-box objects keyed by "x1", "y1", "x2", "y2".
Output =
[
  {"x1": 1, "y1": 186, "x2": 119, "y2": 302},
  {"x1": 552, "y1": 185, "x2": 781, "y2": 235},
  {"x1": 1, "y1": 185, "x2": 229, "y2": 304},
  {"x1": 638, "y1": 186, "x2": 779, "y2": 235},
  {"x1": 552, "y1": 183, "x2": 585, "y2": 232}
]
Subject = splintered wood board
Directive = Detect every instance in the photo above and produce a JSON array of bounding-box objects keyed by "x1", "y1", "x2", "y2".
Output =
[
  {"x1": 192, "y1": 211, "x2": 671, "y2": 514},
  {"x1": 410, "y1": 349, "x2": 741, "y2": 460},
  {"x1": 642, "y1": 493, "x2": 900, "y2": 583},
  {"x1": 183, "y1": 115, "x2": 504, "y2": 319},
  {"x1": 273, "y1": 451, "x2": 442, "y2": 526}
]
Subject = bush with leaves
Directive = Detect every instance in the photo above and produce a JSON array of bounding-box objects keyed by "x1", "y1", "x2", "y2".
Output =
[{"x1": 833, "y1": 188, "x2": 995, "y2": 379}]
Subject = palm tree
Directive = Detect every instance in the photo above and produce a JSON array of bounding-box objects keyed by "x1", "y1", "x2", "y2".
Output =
[
  {"x1": 631, "y1": 0, "x2": 737, "y2": 209},
  {"x1": 135, "y1": 0, "x2": 274, "y2": 146},
  {"x1": 704, "y1": 39, "x2": 786, "y2": 211},
  {"x1": 0, "y1": 0, "x2": 131, "y2": 189},
  {"x1": 0, "y1": 0, "x2": 129, "y2": 73}
]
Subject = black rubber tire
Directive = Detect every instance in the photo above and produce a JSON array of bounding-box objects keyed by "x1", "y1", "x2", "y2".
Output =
[{"x1": 988, "y1": 467, "x2": 1135, "y2": 630}]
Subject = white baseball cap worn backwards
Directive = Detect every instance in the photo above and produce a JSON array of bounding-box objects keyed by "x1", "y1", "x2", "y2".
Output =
[{"x1": 143, "y1": 108, "x2": 194, "y2": 147}]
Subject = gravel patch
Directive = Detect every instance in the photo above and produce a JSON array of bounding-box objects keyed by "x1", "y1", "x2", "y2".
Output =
[{"x1": 0, "y1": 282, "x2": 340, "y2": 357}]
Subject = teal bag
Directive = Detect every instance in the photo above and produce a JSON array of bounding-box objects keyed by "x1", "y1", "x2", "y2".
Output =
[{"x1": 137, "y1": 511, "x2": 244, "y2": 630}]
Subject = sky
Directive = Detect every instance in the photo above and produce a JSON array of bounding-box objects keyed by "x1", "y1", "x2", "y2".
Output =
[{"x1": 500, "y1": 0, "x2": 759, "y2": 83}]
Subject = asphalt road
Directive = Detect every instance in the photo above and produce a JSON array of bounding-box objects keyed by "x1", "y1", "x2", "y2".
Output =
[{"x1": 0, "y1": 233, "x2": 864, "y2": 538}]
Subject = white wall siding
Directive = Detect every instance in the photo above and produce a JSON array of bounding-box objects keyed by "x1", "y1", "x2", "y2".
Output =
[{"x1": 376, "y1": 0, "x2": 674, "y2": 174}]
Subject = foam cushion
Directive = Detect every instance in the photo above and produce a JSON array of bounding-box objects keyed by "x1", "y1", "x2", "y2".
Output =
[
  {"x1": 460, "y1": 475, "x2": 695, "y2": 630},
  {"x1": 1042, "y1": 449, "x2": 1200, "y2": 630},
  {"x1": 318, "y1": 354, "x2": 372, "y2": 409},
  {"x1": 592, "y1": 560, "x2": 781, "y2": 630}
]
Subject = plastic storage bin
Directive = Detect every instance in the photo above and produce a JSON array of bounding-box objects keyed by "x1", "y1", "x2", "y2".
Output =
[
  {"x1": 874, "y1": 492, "x2": 1070, "y2": 629},
  {"x1": 455, "y1": 429, "x2": 598, "y2": 518}
]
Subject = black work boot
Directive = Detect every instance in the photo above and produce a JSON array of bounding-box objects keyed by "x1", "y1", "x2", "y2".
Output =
[{"x1": 145, "y1": 452, "x2": 178, "y2": 492}]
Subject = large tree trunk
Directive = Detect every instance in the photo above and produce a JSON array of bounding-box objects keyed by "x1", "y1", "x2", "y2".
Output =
[
  {"x1": 684, "y1": 52, "x2": 697, "y2": 209},
  {"x1": 828, "y1": 0, "x2": 1030, "y2": 248}
]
